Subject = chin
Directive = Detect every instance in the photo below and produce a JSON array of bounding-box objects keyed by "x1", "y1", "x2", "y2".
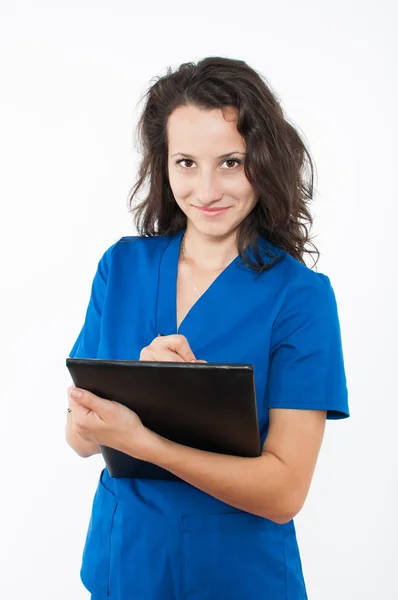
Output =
[{"x1": 189, "y1": 220, "x2": 237, "y2": 239}]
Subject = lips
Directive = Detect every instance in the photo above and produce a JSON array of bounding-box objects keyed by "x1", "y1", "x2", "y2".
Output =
[{"x1": 195, "y1": 206, "x2": 230, "y2": 217}]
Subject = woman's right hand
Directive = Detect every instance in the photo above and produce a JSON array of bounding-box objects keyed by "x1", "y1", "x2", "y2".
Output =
[
  {"x1": 140, "y1": 334, "x2": 206, "y2": 363},
  {"x1": 65, "y1": 387, "x2": 101, "y2": 458}
]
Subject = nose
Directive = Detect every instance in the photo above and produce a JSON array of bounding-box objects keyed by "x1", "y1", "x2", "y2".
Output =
[{"x1": 194, "y1": 171, "x2": 223, "y2": 207}]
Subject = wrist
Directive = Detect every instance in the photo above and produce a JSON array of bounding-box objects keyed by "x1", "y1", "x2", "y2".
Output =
[
  {"x1": 139, "y1": 428, "x2": 167, "y2": 463},
  {"x1": 120, "y1": 426, "x2": 167, "y2": 463}
]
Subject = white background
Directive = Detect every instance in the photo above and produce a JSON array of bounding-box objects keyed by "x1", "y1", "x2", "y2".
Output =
[{"x1": 1, "y1": 1, "x2": 397, "y2": 598}]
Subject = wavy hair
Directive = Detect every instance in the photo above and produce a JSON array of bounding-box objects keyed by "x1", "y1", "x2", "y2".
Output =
[{"x1": 127, "y1": 56, "x2": 319, "y2": 271}]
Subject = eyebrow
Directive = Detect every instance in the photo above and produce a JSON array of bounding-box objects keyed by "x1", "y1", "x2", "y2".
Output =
[{"x1": 171, "y1": 151, "x2": 246, "y2": 159}]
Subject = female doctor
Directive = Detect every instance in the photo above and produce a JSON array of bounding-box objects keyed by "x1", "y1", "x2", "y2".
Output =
[{"x1": 66, "y1": 56, "x2": 349, "y2": 600}]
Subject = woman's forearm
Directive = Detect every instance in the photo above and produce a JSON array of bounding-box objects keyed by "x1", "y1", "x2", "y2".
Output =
[{"x1": 126, "y1": 431, "x2": 299, "y2": 523}]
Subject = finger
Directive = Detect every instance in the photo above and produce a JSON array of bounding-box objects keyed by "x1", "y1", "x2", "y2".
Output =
[
  {"x1": 68, "y1": 395, "x2": 92, "y2": 418},
  {"x1": 140, "y1": 347, "x2": 185, "y2": 362},
  {"x1": 67, "y1": 387, "x2": 88, "y2": 406},
  {"x1": 159, "y1": 334, "x2": 196, "y2": 362},
  {"x1": 153, "y1": 350, "x2": 185, "y2": 362},
  {"x1": 67, "y1": 388, "x2": 92, "y2": 417},
  {"x1": 67, "y1": 385, "x2": 76, "y2": 400},
  {"x1": 70, "y1": 389, "x2": 108, "y2": 420}
]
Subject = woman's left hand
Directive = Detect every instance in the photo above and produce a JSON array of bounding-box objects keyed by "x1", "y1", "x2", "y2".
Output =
[{"x1": 68, "y1": 386, "x2": 153, "y2": 459}]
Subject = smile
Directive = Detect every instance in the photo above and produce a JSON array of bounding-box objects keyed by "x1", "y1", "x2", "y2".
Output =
[{"x1": 195, "y1": 207, "x2": 230, "y2": 217}]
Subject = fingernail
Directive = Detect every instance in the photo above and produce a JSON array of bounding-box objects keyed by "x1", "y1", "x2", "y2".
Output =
[{"x1": 71, "y1": 388, "x2": 83, "y2": 399}]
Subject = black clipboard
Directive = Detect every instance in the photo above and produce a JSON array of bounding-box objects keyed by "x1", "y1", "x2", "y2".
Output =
[{"x1": 66, "y1": 358, "x2": 260, "y2": 480}]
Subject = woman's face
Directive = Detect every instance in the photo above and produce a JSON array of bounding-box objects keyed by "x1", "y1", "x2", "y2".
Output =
[{"x1": 167, "y1": 104, "x2": 257, "y2": 239}]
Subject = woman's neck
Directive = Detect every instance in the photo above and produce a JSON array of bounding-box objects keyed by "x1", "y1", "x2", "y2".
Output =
[{"x1": 181, "y1": 227, "x2": 239, "y2": 271}]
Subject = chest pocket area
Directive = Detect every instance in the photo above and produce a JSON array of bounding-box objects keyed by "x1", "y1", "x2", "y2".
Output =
[
  {"x1": 80, "y1": 470, "x2": 118, "y2": 597},
  {"x1": 181, "y1": 511, "x2": 286, "y2": 600}
]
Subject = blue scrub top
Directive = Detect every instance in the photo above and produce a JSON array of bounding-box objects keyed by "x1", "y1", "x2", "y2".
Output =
[{"x1": 69, "y1": 229, "x2": 349, "y2": 600}]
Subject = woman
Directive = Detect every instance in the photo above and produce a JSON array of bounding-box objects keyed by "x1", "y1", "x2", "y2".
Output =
[{"x1": 66, "y1": 56, "x2": 349, "y2": 600}]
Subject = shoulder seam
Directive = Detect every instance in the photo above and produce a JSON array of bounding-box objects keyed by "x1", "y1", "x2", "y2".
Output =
[{"x1": 272, "y1": 269, "x2": 302, "y2": 328}]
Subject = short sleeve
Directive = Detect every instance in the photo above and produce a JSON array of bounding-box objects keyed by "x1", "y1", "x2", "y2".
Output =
[
  {"x1": 266, "y1": 270, "x2": 349, "y2": 420},
  {"x1": 68, "y1": 242, "x2": 118, "y2": 359}
]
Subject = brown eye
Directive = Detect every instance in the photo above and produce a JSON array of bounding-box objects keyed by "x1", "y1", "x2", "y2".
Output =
[
  {"x1": 177, "y1": 159, "x2": 194, "y2": 168},
  {"x1": 222, "y1": 158, "x2": 242, "y2": 170}
]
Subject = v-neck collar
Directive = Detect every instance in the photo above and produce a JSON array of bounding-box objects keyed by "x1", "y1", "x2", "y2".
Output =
[
  {"x1": 156, "y1": 228, "x2": 241, "y2": 340},
  {"x1": 155, "y1": 229, "x2": 279, "y2": 351}
]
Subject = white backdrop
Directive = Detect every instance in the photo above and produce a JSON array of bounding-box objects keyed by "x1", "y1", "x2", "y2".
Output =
[{"x1": 1, "y1": 1, "x2": 397, "y2": 598}]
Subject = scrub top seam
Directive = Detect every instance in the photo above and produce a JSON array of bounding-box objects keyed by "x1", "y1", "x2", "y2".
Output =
[
  {"x1": 271, "y1": 269, "x2": 302, "y2": 337},
  {"x1": 155, "y1": 233, "x2": 174, "y2": 335}
]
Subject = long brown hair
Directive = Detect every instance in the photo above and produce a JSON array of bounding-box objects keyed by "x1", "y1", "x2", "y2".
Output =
[{"x1": 127, "y1": 56, "x2": 319, "y2": 272}]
